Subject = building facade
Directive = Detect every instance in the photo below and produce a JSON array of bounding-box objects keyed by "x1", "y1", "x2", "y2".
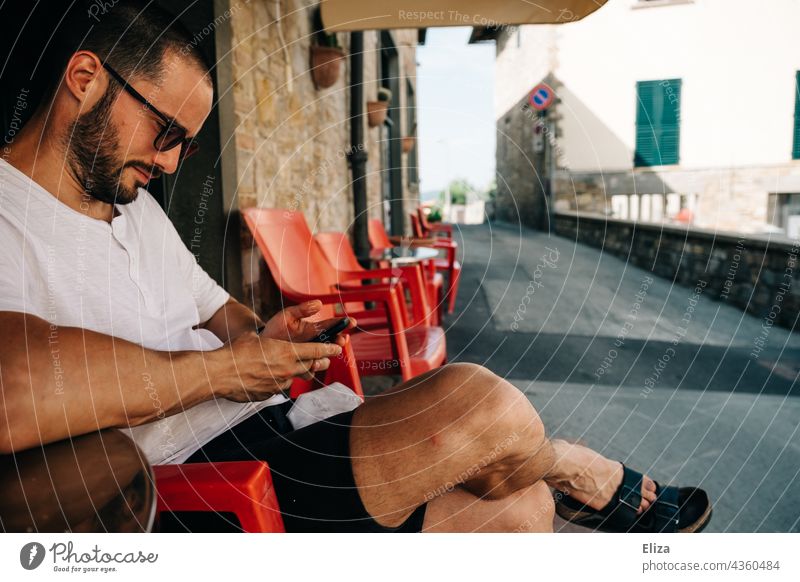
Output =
[
  {"x1": 222, "y1": 0, "x2": 421, "y2": 314},
  {"x1": 491, "y1": 0, "x2": 800, "y2": 236}
]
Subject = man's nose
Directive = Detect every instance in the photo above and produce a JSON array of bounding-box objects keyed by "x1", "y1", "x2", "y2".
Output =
[{"x1": 152, "y1": 146, "x2": 182, "y2": 175}]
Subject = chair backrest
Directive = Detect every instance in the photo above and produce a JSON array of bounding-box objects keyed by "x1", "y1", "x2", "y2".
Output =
[
  {"x1": 242, "y1": 208, "x2": 338, "y2": 317},
  {"x1": 314, "y1": 231, "x2": 364, "y2": 273},
  {"x1": 367, "y1": 218, "x2": 392, "y2": 249},
  {"x1": 313, "y1": 230, "x2": 372, "y2": 314},
  {"x1": 409, "y1": 212, "x2": 425, "y2": 238},
  {"x1": 242, "y1": 209, "x2": 364, "y2": 395},
  {"x1": 417, "y1": 206, "x2": 431, "y2": 230}
]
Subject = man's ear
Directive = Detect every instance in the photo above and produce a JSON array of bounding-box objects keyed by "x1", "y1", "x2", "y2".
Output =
[{"x1": 62, "y1": 51, "x2": 108, "y2": 112}]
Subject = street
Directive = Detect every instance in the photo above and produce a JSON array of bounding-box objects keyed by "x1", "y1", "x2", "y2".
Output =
[{"x1": 446, "y1": 222, "x2": 800, "y2": 532}]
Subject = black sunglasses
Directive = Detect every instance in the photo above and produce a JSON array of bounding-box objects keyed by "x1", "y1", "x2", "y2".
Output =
[{"x1": 102, "y1": 62, "x2": 199, "y2": 161}]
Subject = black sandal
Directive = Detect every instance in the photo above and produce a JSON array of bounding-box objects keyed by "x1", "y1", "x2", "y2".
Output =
[{"x1": 554, "y1": 464, "x2": 713, "y2": 533}]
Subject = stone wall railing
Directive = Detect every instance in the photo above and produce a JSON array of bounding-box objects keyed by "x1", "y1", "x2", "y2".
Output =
[{"x1": 554, "y1": 212, "x2": 800, "y2": 330}]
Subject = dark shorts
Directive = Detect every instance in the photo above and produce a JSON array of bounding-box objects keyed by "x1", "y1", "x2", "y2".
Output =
[{"x1": 185, "y1": 401, "x2": 428, "y2": 533}]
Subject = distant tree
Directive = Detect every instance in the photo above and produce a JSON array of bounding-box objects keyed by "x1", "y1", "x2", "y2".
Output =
[
  {"x1": 483, "y1": 180, "x2": 497, "y2": 201},
  {"x1": 448, "y1": 178, "x2": 475, "y2": 205}
]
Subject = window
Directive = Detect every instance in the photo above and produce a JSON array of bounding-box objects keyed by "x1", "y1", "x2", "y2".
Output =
[
  {"x1": 793, "y1": 71, "x2": 800, "y2": 159},
  {"x1": 634, "y1": 79, "x2": 681, "y2": 167}
]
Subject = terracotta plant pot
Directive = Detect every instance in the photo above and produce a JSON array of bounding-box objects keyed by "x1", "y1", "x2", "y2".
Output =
[
  {"x1": 366, "y1": 101, "x2": 389, "y2": 127},
  {"x1": 310, "y1": 45, "x2": 345, "y2": 89},
  {"x1": 402, "y1": 136, "x2": 415, "y2": 153}
]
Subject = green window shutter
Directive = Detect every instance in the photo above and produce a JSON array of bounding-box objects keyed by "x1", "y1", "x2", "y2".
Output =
[
  {"x1": 635, "y1": 79, "x2": 681, "y2": 167},
  {"x1": 635, "y1": 82, "x2": 658, "y2": 167},
  {"x1": 793, "y1": 71, "x2": 800, "y2": 160}
]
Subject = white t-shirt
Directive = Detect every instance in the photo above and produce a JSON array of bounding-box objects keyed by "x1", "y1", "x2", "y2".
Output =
[{"x1": 0, "y1": 158, "x2": 286, "y2": 465}]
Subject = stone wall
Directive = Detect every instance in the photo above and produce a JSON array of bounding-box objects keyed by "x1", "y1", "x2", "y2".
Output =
[
  {"x1": 555, "y1": 212, "x2": 800, "y2": 330},
  {"x1": 225, "y1": 0, "x2": 419, "y2": 316}
]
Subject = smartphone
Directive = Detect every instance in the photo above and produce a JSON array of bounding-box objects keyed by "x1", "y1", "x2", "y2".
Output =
[{"x1": 311, "y1": 317, "x2": 350, "y2": 343}]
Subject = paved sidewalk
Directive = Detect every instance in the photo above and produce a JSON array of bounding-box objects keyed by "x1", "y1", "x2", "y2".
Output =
[{"x1": 446, "y1": 222, "x2": 800, "y2": 532}]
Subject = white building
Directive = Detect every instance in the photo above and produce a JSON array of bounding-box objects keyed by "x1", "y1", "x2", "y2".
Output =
[{"x1": 489, "y1": 0, "x2": 800, "y2": 235}]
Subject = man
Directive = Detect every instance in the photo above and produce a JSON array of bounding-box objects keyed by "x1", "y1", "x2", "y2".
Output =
[{"x1": 0, "y1": 1, "x2": 711, "y2": 533}]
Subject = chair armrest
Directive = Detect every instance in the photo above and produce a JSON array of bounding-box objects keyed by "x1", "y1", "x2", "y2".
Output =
[
  {"x1": 388, "y1": 236, "x2": 439, "y2": 247},
  {"x1": 430, "y1": 241, "x2": 457, "y2": 268},
  {"x1": 323, "y1": 334, "x2": 364, "y2": 397},
  {"x1": 282, "y1": 286, "x2": 412, "y2": 363},
  {"x1": 335, "y1": 281, "x2": 401, "y2": 293},
  {"x1": 340, "y1": 266, "x2": 432, "y2": 326},
  {"x1": 286, "y1": 284, "x2": 408, "y2": 329},
  {"x1": 333, "y1": 281, "x2": 411, "y2": 327},
  {"x1": 338, "y1": 268, "x2": 399, "y2": 281},
  {"x1": 289, "y1": 333, "x2": 364, "y2": 399},
  {"x1": 394, "y1": 265, "x2": 432, "y2": 326},
  {"x1": 428, "y1": 223, "x2": 453, "y2": 235},
  {"x1": 283, "y1": 280, "x2": 399, "y2": 305}
]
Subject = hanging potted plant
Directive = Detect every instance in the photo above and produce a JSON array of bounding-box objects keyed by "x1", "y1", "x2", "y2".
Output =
[
  {"x1": 367, "y1": 87, "x2": 392, "y2": 127},
  {"x1": 309, "y1": 21, "x2": 345, "y2": 90},
  {"x1": 402, "y1": 123, "x2": 417, "y2": 153}
]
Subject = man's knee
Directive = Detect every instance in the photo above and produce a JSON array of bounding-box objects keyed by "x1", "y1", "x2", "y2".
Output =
[
  {"x1": 441, "y1": 363, "x2": 545, "y2": 448},
  {"x1": 425, "y1": 363, "x2": 547, "y2": 471}
]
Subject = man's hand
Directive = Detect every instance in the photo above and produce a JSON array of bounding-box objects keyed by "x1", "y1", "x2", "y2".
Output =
[
  {"x1": 215, "y1": 331, "x2": 343, "y2": 403},
  {"x1": 258, "y1": 300, "x2": 356, "y2": 349}
]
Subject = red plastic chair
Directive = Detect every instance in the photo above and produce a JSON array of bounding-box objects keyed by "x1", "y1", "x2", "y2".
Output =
[
  {"x1": 315, "y1": 230, "x2": 441, "y2": 326},
  {"x1": 367, "y1": 217, "x2": 393, "y2": 250},
  {"x1": 243, "y1": 208, "x2": 447, "y2": 381},
  {"x1": 309, "y1": 232, "x2": 410, "y2": 331},
  {"x1": 152, "y1": 331, "x2": 363, "y2": 532},
  {"x1": 287, "y1": 332, "x2": 363, "y2": 399},
  {"x1": 418, "y1": 206, "x2": 453, "y2": 238},
  {"x1": 153, "y1": 461, "x2": 285, "y2": 532},
  {"x1": 365, "y1": 219, "x2": 443, "y2": 299},
  {"x1": 410, "y1": 212, "x2": 432, "y2": 239},
  {"x1": 373, "y1": 217, "x2": 462, "y2": 315}
]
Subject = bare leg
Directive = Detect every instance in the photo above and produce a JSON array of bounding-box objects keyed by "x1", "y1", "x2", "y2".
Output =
[
  {"x1": 422, "y1": 481, "x2": 555, "y2": 533},
  {"x1": 350, "y1": 363, "x2": 658, "y2": 530},
  {"x1": 350, "y1": 363, "x2": 554, "y2": 527}
]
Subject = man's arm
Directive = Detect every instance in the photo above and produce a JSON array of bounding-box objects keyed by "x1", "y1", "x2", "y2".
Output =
[
  {"x1": 200, "y1": 297, "x2": 264, "y2": 342},
  {"x1": 0, "y1": 311, "x2": 341, "y2": 454},
  {"x1": 0, "y1": 311, "x2": 222, "y2": 454},
  {"x1": 201, "y1": 298, "x2": 356, "y2": 346}
]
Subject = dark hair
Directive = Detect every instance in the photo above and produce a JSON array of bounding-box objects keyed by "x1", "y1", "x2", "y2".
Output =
[{"x1": 42, "y1": 0, "x2": 212, "y2": 101}]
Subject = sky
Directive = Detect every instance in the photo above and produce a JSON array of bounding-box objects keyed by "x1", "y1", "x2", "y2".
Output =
[{"x1": 416, "y1": 27, "x2": 496, "y2": 198}]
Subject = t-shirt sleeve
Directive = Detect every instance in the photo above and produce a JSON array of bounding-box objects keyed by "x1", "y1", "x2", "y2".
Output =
[
  {"x1": 0, "y1": 219, "x2": 39, "y2": 315},
  {"x1": 152, "y1": 198, "x2": 230, "y2": 324},
  {"x1": 173, "y1": 232, "x2": 230, "y2": 324}
]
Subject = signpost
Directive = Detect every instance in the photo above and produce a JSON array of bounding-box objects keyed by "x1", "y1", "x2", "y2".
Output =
[
  {"x1": 529, "y1": 83, "x2": 555, "y2": 230},
  {"x1": 528, "y1": 83, "x2": 554, "y2": 111}
]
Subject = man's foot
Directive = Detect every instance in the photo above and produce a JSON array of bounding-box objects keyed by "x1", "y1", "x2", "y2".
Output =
[{"x1": 545, "y1": 439, "x2": 658, "y2": 514}]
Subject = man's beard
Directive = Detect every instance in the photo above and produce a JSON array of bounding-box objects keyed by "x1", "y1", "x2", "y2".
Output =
[{"x1": 65, "y1": 86, "x2": 144, "y2": 205}]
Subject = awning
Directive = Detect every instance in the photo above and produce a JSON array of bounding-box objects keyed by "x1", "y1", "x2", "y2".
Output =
[{"x1": 320, "y1": 0, "x2": 608, "y2": 32}]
